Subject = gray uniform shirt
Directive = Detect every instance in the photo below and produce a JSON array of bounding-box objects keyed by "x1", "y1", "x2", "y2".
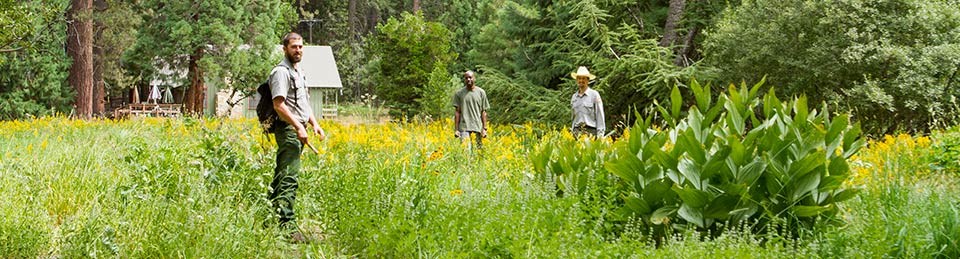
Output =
[
  {"x1": 270, "y1": 59, "x2": 313, "y2": 126},
  {"x1": 451, "y1": 87, "x2": 490, "y2": 132},
  {"x1": 571, "y1": 88, "x2": 605, "y2": 135}
]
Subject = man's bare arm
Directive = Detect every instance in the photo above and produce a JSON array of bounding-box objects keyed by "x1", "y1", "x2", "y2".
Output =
[{"x1": 273, "y1": 97, "x2": 308, "y2": 143}]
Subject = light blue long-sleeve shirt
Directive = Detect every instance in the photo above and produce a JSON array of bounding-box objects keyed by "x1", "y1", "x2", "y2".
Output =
[{"x1": 571, "y1": 88, "x2": 605, "y2": 136}]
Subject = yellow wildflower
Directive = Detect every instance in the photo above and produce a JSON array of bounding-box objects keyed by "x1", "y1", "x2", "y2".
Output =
[
  {"x1": 427, "y1": 146, "x2": 443, "y2": 161},
  {"x1": 916, "y1": 136, "x2": 931, "y2": 147}
]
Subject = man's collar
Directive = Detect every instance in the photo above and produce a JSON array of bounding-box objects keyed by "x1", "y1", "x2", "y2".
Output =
[
  {"x1": 577, "y1": 87, "x2": 590, "y2": 97},
  {"x1": 280, "y1": 57, "x2": 298, "y2": 70}
]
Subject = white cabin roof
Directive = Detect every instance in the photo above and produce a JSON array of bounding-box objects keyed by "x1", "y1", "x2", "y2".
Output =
[{"x1": 277, "y1": 45, "x2": 343, "y2": 88}]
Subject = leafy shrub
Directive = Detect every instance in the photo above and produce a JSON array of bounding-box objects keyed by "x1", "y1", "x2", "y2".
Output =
[
  {"x1": 704, "y1": 0, "x2": 960, "y2": 134},
  {"x1": 370, "y1": 12, "x2": 458, "y2": 119},
  {"x1": 0, "y1": 27, "x2": 72, "y2": 119},
  {"x1": 531, "y1": 132, "x2": 614, "y2": 197},
  {"x1": 478, "y1": 68, "x2": 569, "y2": 125},
  {"x1": 604, "y1": 80, "x2": 865, "y2": 237},
  {"x1": 932, "y1": 128, "x2": 960, "y2": 175},
  {"x1": 530, "y1": 132, "x2": 625, "y2": 238},
  {"x1": 415, "y1": 66, "x2": 459, "y2": 121}
]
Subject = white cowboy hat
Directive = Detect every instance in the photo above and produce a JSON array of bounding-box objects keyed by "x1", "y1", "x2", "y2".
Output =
[{"x1": 570, "y1": 66, "x2": 596, "y2": 80}]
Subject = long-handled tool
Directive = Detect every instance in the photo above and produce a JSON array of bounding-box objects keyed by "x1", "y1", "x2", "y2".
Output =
[{"x1": 306, "y1": 142, "x2": 320, "y2": 154}]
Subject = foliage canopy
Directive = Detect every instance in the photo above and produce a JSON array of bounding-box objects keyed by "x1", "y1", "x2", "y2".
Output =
[
  {"x1": 704, "y1": 0, "x2": 960, "y2": 134},
  {"x1": 0, "y1": 0, "x2": 72, "y2": 119},
  {"x1": 126, "y1": 0, "x2": 296, "y2": 114},
  {"x1": 370, "y1": 12, "x2": 458, "y2": 119}
]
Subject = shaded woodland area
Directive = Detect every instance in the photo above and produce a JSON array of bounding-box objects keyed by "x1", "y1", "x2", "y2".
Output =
[
  {"x1": 4, "y1": 2, "x2": 960, "y2": 257},
  {"x1": 1, "y1": 0, "x2": 958, "y2": 134}
]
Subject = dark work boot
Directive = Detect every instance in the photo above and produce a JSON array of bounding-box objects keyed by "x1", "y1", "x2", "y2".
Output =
[{"x1": 289, "y1": 230, "x2": 308, "y2": 244}]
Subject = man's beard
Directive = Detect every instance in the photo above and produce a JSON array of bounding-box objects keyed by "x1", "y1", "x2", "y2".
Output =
[{"x1": 286, "y1": 54, "x2": 301, "y2": 63}]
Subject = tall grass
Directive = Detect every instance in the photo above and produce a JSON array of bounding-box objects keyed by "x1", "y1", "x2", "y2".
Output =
[
  {"x1": 1, "y1": 117, "x2": 957, "y2": 257},
  {"x1": 813, "y1": 134, "x2": 960, "y2": 258}
]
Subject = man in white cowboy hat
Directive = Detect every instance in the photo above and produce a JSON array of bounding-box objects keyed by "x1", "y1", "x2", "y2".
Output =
[{"x1": 570, "y1": 66, "x2": 605, "y2": 139}]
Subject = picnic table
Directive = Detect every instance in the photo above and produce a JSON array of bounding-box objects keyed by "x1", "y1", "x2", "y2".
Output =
[{"x1": 113, "y1": 103, "x2": 182, "y2": 118}]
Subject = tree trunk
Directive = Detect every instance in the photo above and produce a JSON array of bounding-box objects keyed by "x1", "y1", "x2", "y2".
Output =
[
  {"x1": 368, "y1": 6, "x2": 380, "y2": 35},
  {"x1": 92, "y1": 0, "x2": 107, "y2": 116},
  {"x1": 185, "y1": 48, "x2": 206, "y2": 116},
  {"x1": 349, "y1": 0, "x2": 358, "y2": 41},
  {"x1": 659, "y1": 0, "x2": 686, "y2": 48},
  {"x1": 67, "y1": 0, "x2": 94, "y2": 119},
  {"x1": 674, "y1": 25, "x2": 700, "y2": 67},
  {"x1": 93, "y1": 48, "x2": 105, "y2": 115},
  {"x1": 413, "y1": 0, "x2": 421, "y2": 13}
]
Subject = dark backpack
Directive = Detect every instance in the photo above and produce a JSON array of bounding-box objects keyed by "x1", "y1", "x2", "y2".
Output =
[
  {"x1": 256, "y1": 81, "x2": 283, "y2": 133},
  {"x1": 256, "y1": 66, "x2": 297, "y2": 134}
]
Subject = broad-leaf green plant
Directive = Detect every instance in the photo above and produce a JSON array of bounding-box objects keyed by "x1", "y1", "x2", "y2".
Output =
[
  {"x1": 531, "y1": 133, "x2": 612, "y2": 197},
  {"x1": 606, "y1": 79, "x2": 865, "y2": 236}
]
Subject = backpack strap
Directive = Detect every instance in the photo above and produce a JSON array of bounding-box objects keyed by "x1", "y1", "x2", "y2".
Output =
[
  {"x1": 269, "y1": 65, "x2": 299, "y2": 104},
  {"x1": 268, "y1": 64, "x2": 302, "y2": 129}
]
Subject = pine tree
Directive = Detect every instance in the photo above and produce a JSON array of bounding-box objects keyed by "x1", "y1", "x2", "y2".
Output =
[
  {"x1": 127, "y1": 0, "x2": 296, "y2": 116},
  {"x1": 92, "y1": 0, "x2": 141, "y2": 116},
  {"x1": 370, "y1": 12, "x2": 457, "y2": 118},
  {"x1": 67, "y1": 0, "x2": 94, "y2": 119},
  {"x1": 0, "y1": 0, "x2": 73, "y2": 119}
]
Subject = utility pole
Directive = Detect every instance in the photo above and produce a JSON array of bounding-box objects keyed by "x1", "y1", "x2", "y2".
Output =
[{"x1": 299, "y1": 19, "x2": 322, "y2": 44}]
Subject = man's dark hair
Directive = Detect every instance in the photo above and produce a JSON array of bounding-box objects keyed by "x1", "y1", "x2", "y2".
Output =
[{"x1": 281, "y1": 32, "x2": 303, "y2": 47}]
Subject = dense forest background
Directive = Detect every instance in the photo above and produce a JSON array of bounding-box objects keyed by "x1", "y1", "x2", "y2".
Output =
[{"x1": 1, "y1": 0, "x2": 958, "y2": 135}]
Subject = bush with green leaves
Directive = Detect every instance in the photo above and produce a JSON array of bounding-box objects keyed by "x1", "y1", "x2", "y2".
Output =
[
  {"x1": 0, "y1": 0, "x2": 67, "y2": 63},
  {"x1": 531, "y1": 133, "x2": 613, "y2": 197},
  {"x1": 602, "y1": 80, "x2": 865, "y2": 238},
  {"x1": 530, "y1": 132, "x2": 625, "y2": 236},
  {"x1": 0, "y1": 0, "x2": 72, "y2": 120},
  {"x1": 0, "y1": 48, "x2": 73, "y2": 120},
  {"x1": 931, "y1": 128, "x2": 960, "y2": 175},
  {"x1": 415, "y1": 66, "x2": 459, "y2": 120},
  {"x1": 704, "y1": 0, "x2": 960, "y2": 134},
  {"x1": 468, "y1": 0, "x2": 716, "y2": 126},
  {"x1": 370, "y1": 12, "x2": 458, "y2": 119},
  {"x1": 477, "y1": 68, "x2": 570, "y2": 125}
]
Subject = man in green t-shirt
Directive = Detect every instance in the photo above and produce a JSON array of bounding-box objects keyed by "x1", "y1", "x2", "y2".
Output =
[{"x1": 451, "y1": 70, "x2": 490, "y2": 149}]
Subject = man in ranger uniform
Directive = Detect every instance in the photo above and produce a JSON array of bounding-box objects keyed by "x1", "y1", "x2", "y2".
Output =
[{"x1": 269, "y1": 32, "x2": 325, "y2": 243}]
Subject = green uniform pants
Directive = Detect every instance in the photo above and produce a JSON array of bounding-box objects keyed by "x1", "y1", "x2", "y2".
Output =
[{"x1": 270, "y1": 124, "x2": 301, "y2": 228}]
